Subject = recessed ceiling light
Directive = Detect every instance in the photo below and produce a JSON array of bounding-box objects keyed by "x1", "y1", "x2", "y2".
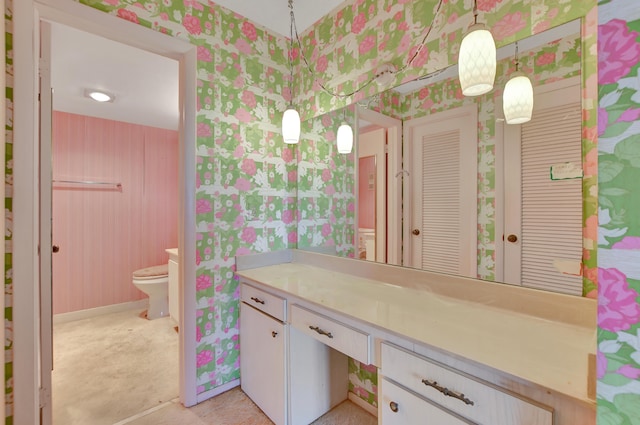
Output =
[{"x1": 85, "y1": 89, "x2": 115, "y2": 103}]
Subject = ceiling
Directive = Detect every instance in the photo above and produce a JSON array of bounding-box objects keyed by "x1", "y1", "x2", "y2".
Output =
[
  {"x1": 214, "y1": 0, "x2": 346, "y2": 37},
  {"x1": 51, "y1": 23, "x2": 180, "y2": 130},
  {"x1": 51, "y1": 1, "x2": 346, "y2": 130}
]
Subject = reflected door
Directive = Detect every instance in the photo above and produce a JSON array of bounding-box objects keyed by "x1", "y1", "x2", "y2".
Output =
[
  {"x1": 359, "y1": 127, "x2": 387, "y2": 262},
  {"x1": 405, "y1": 105, "x2": 477, "y2": 278},
  {"x1": 502, "y1": 78, "x2": 583, "y2": 295}
]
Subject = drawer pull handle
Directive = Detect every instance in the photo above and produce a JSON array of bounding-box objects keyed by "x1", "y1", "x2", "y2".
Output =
[
  {"x1": 389, "y1": 401, "x2": 399, "y2": 413},
  {"x1": 250, "y1": 296, "x2": 265, "y2": 305},
  {"x1": 421, "y1": 379, "x2": 474, "y2": 406},
  {"x1": 309, "y1": 325, "x2": 334, "y2": 339}
]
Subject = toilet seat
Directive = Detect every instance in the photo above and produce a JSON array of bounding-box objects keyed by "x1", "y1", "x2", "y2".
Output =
[{"x1": 133, "y1": 264, "x2": 168, "y2": 280}]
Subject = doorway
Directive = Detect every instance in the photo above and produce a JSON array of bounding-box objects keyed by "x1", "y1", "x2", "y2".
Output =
[
  {"x1": 13, "y1": 1, "x2": 198, "y2": 422},
  {"x1": 358, "y1": 127, "x2": 386, "y2": 262},
  {"x1": 47, "y1": 21, "x2": 181, "y2": 423},
  {"x1": 356, "y1": 107, "x2": 402, "y2": 265}
]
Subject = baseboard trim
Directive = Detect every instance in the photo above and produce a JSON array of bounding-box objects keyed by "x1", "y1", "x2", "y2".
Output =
[
  {"x1": 196, "y1": 379, "x2": 240, "y2": 404},
  {"x1": 348, "y1": 392, "x2": 378, "y2": 417},
  {"x1": 53, "y1": 299, "x2": 148, "y2": 324}
]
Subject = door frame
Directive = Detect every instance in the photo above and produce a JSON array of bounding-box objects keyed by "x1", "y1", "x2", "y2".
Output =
[
  {"x1": 358, "y1": 127, "x2": 386, "y2": 262},
  {"x1": 13, "y1": 0, "x2": 198, "y2": 422},
  {"x1": 356, "y1": 106, "x2": 402, "y2": 265}
]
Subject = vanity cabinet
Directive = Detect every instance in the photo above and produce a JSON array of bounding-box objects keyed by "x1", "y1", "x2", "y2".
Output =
[
  {"x1": 380, "y1": 343, "x2": 553, "y2": 425},
  {"x1": 235, "y1": 252, "x2": 595, "y2": 425},
  {"x1": 240, "y1": 286, "x2": 287, "y2": 425},
  {"x1": 240, "y1": 283, "x2": 348, "y2": 425}
]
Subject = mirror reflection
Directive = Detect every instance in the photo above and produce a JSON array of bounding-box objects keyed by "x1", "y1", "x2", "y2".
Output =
[{"x1": 297, "y1": 20, "x2": 588, "y2": 296}]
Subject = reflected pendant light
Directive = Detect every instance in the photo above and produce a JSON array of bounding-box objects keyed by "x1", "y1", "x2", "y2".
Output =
[
  {"x1": 458, "y1": 0, "x2": 496, "y2": 96},
  {"x1": 503, "y1": 43, "x2": 533, "y2": 124},
  {"x1": 282, "y1": 0, "x2": 300, "y2": 144},
  {"x1": 282, "y1": 107, "x2": 301, "y2": 144},
  {"x1": 336, "y1": 122, "x2": 353, "y2": 154}
]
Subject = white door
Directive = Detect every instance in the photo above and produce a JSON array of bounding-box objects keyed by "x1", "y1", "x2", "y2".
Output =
[
  {"x1": 502, "y1": 77, "x2": 583, "y2": 295},
  {"x1": 404, "y1": 105, "x2": 478, "y2": 278},
  {"x1": 359, "y1": 127, "x2": 386, "y2": 263},
  {"x1": 39, "y1": 20, "x2": 54, "y2": 424}
]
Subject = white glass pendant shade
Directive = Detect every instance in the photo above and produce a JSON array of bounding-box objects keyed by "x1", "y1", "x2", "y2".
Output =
[
  {"x1": 458, "y1": 24, "x2": 497, "y2": 96},
  {"x1": 282, "y1": 107, "x2": 301, "y2": 144},
  {"x1": 336, "y1": 123, "x2": 353, "y2": 154},
  {"x1": 503, "y1": 72, "x2": 534, "y2": 124}
]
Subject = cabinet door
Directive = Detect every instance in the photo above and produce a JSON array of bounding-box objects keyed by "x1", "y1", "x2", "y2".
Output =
[
  {"x1": 381, "y1": 379, "x2": 473, "y2": 425},
  {"x1": 240, "y1": 303, "x2": 286, "y2": 425}
]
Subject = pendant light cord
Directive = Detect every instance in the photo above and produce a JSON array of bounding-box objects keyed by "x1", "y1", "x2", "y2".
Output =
[
  {"x1": 473, "y1": 0, "x2": 478, "y2": 24},
  {"x1": 289, "y1": 0, "x2": 445, "y2": 99},
  {"x1": 514, "y1": 41, "x2": 520, "y2": 71},
  {"x1": 288, "y1": 0, "x2": 295, "y2": 105}
]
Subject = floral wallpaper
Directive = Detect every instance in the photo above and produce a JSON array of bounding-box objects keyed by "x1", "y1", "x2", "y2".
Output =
[
  {"x1": 76, "y1": 0, "x2": 297, "y2": 396},
  {"x1": 297, "y1": 106, "x2": 356, "y2": 257},
  {"x1": 597, "y1": 1, "x2": 640, "y2": 423},
  {"x1": 295, "y1": 0, "x2": 594, "y2": 119}
]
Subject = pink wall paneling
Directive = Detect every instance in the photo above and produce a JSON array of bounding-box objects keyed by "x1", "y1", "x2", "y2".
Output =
[{"x1": 52, "y1": 111, "x2": 179, "y2": 315}]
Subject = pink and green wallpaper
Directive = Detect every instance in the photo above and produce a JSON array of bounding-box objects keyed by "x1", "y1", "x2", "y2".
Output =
[
  {"x1": 3, "y1": 0, "x2": 640, "y2": 423},
  {"x1": 76, "y1": 0, "x2": 298, "y2": 396},
  {"x1": 296, "y1": 0, "x2": 594, "y2": 119},
  {"x1": 297, "y1": 106, "x2": 356, "y2": 257},
  {"x1": 597, "y1": 1, "x2": 640, "y2": 423}
]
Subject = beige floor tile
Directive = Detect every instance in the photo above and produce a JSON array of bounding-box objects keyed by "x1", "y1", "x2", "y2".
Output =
[
  {"x1": 53, "y1": 308, "x2": 376, "y2": 425},
  {"x1": 53, "y1": 309, "x2": 179, "y2": 425}
]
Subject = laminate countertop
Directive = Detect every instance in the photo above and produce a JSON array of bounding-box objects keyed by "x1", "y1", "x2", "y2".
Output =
[{"x1": 236, "y1": 260, "x2": 596, "y2": 405}]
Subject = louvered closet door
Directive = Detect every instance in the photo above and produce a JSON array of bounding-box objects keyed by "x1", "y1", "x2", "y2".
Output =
[
  {"x1": 408, "y1": 105, "x2": 477, "y2": 278},
  {"x1": 503, "y1": 78, "x2": 583, "y2": 295}
]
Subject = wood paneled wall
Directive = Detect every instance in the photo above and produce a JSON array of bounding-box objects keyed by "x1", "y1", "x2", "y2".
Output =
[{"x1": 52, "y1": 111, "x2": 178, "y2": 314}]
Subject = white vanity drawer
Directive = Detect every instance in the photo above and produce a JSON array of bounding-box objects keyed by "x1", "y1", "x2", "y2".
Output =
[
  {"x1": 290, "y1": 304, "x2": 371, "y2": 364},
  {"x1": 381, "y1": 343, "x2": 553, "y2": 425},
  {"x1": 241, "y1": 283, "x2": 286, "y2": 322},
  {"x1": 381, "y1": 378, "x2": 473, "y2": 425}
]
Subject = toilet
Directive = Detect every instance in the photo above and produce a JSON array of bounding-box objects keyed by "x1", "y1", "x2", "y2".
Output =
[{"x1": 132, "y1": 264, "x2": 169, "y2": 320}]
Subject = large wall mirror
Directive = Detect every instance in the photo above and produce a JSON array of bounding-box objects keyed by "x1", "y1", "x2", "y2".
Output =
[{"x1": 297, "y1": 19, "x2": 593, "y2": 297}]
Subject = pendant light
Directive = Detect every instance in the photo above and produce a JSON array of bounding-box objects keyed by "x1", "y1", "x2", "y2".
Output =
[
  {"x1": 503, "y1": 42, "x2": 533, "y2": 124},
  {"x1": 282, "y1": 0, "x2": 300, "y2": 144},
  {"x1": 458, "y1": 0, "x2": 496, "y2": 96},
  {"x1": 336, "y1": 111, "x2": 353, "y2": 154}
]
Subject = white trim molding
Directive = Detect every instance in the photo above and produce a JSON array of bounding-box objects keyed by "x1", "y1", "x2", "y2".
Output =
[{"x1": 13, "y1": 1, "x2": 198, "y2": 422}]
